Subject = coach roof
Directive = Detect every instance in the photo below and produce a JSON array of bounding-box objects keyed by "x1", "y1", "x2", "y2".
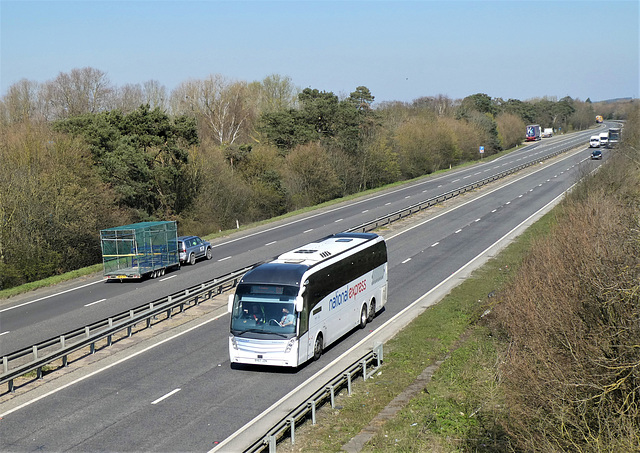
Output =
[
  {"x1": 239, "y1": 233, "x2": 381, "y2": 286},
  {"x1": 275, "y1": 232, "x2": 379, "y2": 266}
]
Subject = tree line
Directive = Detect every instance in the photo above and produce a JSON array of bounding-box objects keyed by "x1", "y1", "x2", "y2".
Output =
[{"x1": 0, "y1": 67, "x2": 635, "y2": 289}]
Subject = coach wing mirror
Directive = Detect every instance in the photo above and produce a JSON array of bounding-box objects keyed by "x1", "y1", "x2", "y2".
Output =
[
  {"x1": 228, "y1": 295, "x2": 234, "y2": 313},
  {"x1": 295, "y1": 295, "x2": 304, "y2": 312}
]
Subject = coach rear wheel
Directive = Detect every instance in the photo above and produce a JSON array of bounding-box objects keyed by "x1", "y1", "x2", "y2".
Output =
[
  {"x1": 359, "y1": 305, "x2": 368, "y2": 329},
  {"x1": 367, "y1": 300, "x2": 376, "y2": 323}
]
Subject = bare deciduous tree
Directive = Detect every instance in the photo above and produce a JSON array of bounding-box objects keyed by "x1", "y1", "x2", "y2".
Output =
[
  {"x1": 0, "y1": 79, "x2": 42, "y2": 124},
  {"x1": 171, "y1": 74, "x2": 253, "y2": 145},
  {"x1": 250, "y1": 73, "x2": 299, "y2": 114},
  {"x1": 43, "y1": 67, "x2": 113, "y2": 119},
  {"x1": 142, "y1": 80, "x2": 167, "y2": 110},
  {"x1": 110, "y1": 83, "x2": 144, "y2": 113}
]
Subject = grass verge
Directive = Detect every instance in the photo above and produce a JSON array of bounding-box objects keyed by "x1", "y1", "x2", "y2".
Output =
[
  {"x1": 0, "y1": 263, "x2": 103, "y2": 300},
  {"x1": 278, "y1": 208, "x2": 557, "y2": 452}
]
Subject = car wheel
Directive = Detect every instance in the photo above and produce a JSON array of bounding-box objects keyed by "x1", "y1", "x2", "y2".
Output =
[
  {"x1": 206, "y1": 248, "x2": 212, "y2": 260},
  {"x1": 313, "y1": 334, "x2": 323, "y2": 361},
  {"x1": 189, "y1": 253, "x2": 196, "y2": 265}
]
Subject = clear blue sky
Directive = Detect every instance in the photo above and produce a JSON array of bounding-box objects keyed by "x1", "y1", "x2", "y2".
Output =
[{"x1": 1, "y1": 0, "x2": 638, "y2": 103}]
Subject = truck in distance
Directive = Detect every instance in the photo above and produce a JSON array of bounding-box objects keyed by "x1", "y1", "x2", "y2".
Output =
[
  {"x1": 526, "y1": 124, "x2": 541, "y2": 141},
  {"x1": 100, "y1": 221, "x2": 180, "y2": 281},
  {"x1": 542, "y1": 128, "x2": 553, "y2": 138},
  {"x1": 608, "y1": 127, "x2": 621, "y2": 148}
]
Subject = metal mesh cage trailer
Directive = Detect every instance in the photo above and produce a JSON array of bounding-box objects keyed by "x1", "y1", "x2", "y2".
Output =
[{"x1": 100, "y1": 221, "x2": 179, "y2": 280}]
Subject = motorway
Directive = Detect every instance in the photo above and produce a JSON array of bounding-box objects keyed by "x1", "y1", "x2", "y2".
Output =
[{"x1": 0, "y1": 124, "x2": 613, "y2": 451}]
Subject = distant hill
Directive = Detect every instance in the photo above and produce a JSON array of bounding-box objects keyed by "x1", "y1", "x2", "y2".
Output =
[{"x1": 597, "y1": 97, "x2": 634, "y2": 103}]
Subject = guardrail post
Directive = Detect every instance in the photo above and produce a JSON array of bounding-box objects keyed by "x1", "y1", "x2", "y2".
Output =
[
  {"x1": 85, "y1": 326, "x2": 90, "y2": 338},
  {"x1": 90, "y1": 341, "x2": 95, "y2": 355},
  {"x1": 32, "y1": 345, "x2": 38, "y2": 361},
  {"x1": 327, "y1": 384, "x2": 335, "y2": 408},
  {"x1": 362, "y1": 358, "x2": 368, "y2": 381},
  {"x1": 8, "y1": 378, "x2": 14, "y2": 393},
  {"x1": 107, "y1": 318, "x2": 113, "y2": 346},
  {"x1": 3, "y1": 356, "x2": 7, "y2": 373},
  {"x1": 62, "y1": 354, "x2": 68, "y2": 367},
  {"x1": 289, "y1": 417, "x2": 295, "y2": 445},
  {"x1": 128, "y1": 310, "x2": 134, "y2": 337},
  {"x1": 345, "y1": 372, "x2": 352, "y2": 395},
  {"x1": 309, "y1": 400, "x2": 317, "y2": 424},
  {"x1": 37, "y1": 366, "x2": 43, "y2": 380},
  {"x1": 60, "y1": 335, "x2": 65, "y2": 349},
  {"x1": 374, "y1": 341, "x2": 383, "y2": 366}
]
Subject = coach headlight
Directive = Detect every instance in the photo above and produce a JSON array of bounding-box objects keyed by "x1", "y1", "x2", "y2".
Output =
[
  {"x1": 285, "y1": 338, "x2": 296, "y2": 353},
  {"x1": 230, "y1": 335, "x2": 238, "y2": 350}
]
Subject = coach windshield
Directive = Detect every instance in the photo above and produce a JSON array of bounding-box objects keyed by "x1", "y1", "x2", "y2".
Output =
[{"x1": 230, "y1": 283, "x2": 299, "y2": 336}]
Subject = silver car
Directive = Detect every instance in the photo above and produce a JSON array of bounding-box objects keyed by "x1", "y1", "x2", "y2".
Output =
[{"x1": 177, "y1": 235, "x2": 212, "y2": 265}]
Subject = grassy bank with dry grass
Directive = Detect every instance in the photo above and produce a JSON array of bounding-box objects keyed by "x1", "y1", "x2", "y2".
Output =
[{"x1": 278, "y1": 107, "x2": 640, "y2": 452}]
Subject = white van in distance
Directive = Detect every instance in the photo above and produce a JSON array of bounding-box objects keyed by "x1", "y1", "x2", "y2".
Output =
[
  {"x1": 590, "y1": 136, "x2": 600, "y2": 148},
  {"x1": 599, "y1": 132, "x2": 609, "y2": 148}
]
